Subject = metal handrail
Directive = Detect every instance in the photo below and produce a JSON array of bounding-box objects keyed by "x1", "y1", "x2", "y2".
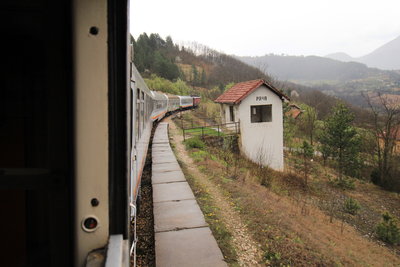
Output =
[{"x1": 182, "y1": 122, "x2": 240, "y2": 141}]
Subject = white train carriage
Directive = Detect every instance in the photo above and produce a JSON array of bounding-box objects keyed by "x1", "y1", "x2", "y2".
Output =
[
  {"x1": 151, "y1": 91, "x2": 168, "y2": 121},
  {"x1": 179, "y1": 95, "x2": 194, "y2": 109},
  {"x1": 167, "y1": 94, "x2": 181, "y2": 113},
  {"x1": 130, "y1": 64, "x2": 154, "y2": 207}
]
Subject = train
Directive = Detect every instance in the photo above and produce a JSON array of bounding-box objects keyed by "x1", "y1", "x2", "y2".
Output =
[
  {"x1": 1, "y1": 0, "x2": 199, "y2": 266},
  {"x1": 130, "y1": 64, "x2": 199, "y2": 266}
]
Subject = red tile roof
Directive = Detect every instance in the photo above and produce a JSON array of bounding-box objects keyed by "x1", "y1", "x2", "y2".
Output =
[
  {"x1": 214, "y1": 79, "x2": 289, "y2": 104},
  {"x1": 286, "y1": 108, "x2": 302, "y2": 119}
]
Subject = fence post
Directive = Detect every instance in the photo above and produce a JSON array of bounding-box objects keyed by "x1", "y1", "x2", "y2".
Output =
[
  {"x1": 181, "y1": 112, "x2": 183, "y2": 129},
  {"x1": 183, "y1": 129, "x2": 185, "y2": 141},
  {"x1": 218, "y1": 125, "x2": 220, "y2": 137},
  {"x1": 201, "y1": 127, "x2": 204, "y2": 138}
]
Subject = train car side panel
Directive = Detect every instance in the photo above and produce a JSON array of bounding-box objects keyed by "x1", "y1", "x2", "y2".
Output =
[
  {"x1": 167, "y1": 94, "x2": 180, "y2": 112},
  {"x1": 73, "y1": 0, "x2": 110, "y2": 265},
  {"x1": 179, "y1": 95, "x2": 194, "y2": 109},
  {"x1": 151, "y1": 91, "x2": 168, "y2": 121}
]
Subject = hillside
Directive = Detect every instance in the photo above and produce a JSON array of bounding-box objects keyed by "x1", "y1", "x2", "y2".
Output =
[
  {"x1": 167, "y1": 111, "x2": 400, "y2": 266},
  {"x1": 327, "y1": 35, "x2": 400, "y2": 70},
  {"x1": 238, "y1": 53, "x2": 400, "y2": 108},
  {"x1": 132, "y1": 33, "x2": 269, "y2": 89}
]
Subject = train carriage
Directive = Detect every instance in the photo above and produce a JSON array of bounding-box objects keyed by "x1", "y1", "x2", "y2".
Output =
[
  {"x1": 151, "y1": 91, "x2": 168, "y2": 121},
  {"x1": 167, "y1": 94, "x2": 181, "y2": 113},
  {"x1": 193, "y1": 96, "x2": 201, "y2": 107},
  {"x1": 178, "y1": 95, "x2": 194, "y2": 109}
]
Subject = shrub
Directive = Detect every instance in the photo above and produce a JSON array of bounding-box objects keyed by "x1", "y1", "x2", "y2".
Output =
[
  {"x1": 370, "y1": 168, "x2": 381, "y2": 185},
  {"x1": 333, "y1": 178, "x2": 355, "y2": 190},
  {"x1": 184, "y1": 137, "x2": 205, "y2": 150},
  {"x1": 376, "y1": 212, "x2": 400, "y2": 245},
  {"x1": 343, "y1": 197, "x2": 360, "y2": 215}
]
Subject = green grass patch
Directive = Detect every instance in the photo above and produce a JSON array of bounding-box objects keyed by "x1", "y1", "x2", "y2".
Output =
[{"x1": 184, "y1": 137, "x2": 205, "y2": 149}]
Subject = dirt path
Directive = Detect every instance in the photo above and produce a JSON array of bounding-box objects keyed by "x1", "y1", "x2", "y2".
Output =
[{"x1": 166, "y1": 116, "x2": 264, "y2": 266}]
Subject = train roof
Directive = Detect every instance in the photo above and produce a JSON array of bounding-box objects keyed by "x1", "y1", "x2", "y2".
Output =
[{"x1": 152, "y1": 91, "x2": 168, "y2": 100}]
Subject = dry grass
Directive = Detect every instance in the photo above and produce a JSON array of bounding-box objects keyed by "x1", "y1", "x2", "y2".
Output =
[{"x1": 197, "y1": 152, "x2": 400, "y2": 266}]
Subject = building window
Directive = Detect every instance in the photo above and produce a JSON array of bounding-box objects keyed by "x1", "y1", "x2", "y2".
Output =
[
  {"x1": 229, "y1": 106, "x2": 235, "y2": 122},
  {"x1": 250, "y1": 105, "x2": 272, "y2": 123}
]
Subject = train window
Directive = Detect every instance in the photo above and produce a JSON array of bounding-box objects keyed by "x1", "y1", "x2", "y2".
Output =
[
  {"x1": 130, "y1": 88, "x2": 133, "y2": 149},
  {"x1": 140, "y1": 92, "x2": 144, "y2": 129},
  {"x1": 136, "y1": 89, "x2": 140, "y2": 139},
  {"x1": 144, "y1": 94, "x2": 147, "y2": 119}
]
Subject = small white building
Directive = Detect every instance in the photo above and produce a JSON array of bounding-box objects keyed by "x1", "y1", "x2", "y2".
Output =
[{"x1": 215, "y1": 79, "x2": 289, "y2": 170}]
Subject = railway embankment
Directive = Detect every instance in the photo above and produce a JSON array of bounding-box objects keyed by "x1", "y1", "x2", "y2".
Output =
[{"x1": 166, "y1": 111, "x2": 400, "y2": 266}]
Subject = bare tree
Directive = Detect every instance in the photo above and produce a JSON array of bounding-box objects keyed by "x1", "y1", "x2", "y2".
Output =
[
  {"x1": 365, "y1": 92, "x2": 400, "y2": 187},
  {"x1": 299, "y1": 105, "x2": 318, "y2": 145}
]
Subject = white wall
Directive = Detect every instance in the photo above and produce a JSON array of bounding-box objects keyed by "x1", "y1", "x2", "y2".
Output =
[
  {"x1": 220, "y1": 104, "x2": 238, "y2": 129},
  {"x1": 238, "y1": 85, "x2": 284, "y2": 170}
]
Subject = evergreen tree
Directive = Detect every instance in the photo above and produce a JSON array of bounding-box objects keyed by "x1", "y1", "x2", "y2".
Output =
[
  {"x1": 134, "y1": 33, "x2": 152, "y2": 72},
  {"x1": 191, "y1": 64, "x2": 198, "y2": 84},
  {"x1": 320, "y1": 103, "x2": 361, "y2": 179},
  {"x1": 200, "y1": 68, "x2": 207, "y2": 85},
  {"x1": 166, "y1": 36, "x2": 174, "y2": 49},
  {"x1": 153, "y1": 51, "x2": 180, "y2": 80}
]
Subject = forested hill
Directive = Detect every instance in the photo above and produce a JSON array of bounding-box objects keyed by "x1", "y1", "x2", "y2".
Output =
[
  {"x1": 132, "y1": 33, "x2": 269, "y2": 88},
  {"x1": 238, "y1": 54, "x2": 394, "y2": 82}
]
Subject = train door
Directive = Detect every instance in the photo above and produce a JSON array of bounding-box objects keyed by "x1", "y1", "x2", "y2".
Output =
[{"x1": 1, "y1": 1, "x2": 73, "y2": 266}]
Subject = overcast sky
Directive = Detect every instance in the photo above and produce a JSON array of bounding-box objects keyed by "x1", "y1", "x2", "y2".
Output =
[{"x1": 130, "y1": 0, "x2": 400, "y2": 58}]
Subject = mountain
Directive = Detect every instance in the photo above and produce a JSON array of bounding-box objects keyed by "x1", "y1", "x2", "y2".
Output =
[
  {"x1": 238, "y1": 53, "x2": 400, "y2": 108},
  {"x1": 358, "y1": 36, "x2": 400, "y2": 70},
  {"x1": 239, "y1": 54, "x2": 382, "y2": 82},
  {"x1": 326, "y1": 36, "x2": 400, "y2": 70},
  {"x1": 325, "y1": 52, "x2": 354, "y2": 62}
]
